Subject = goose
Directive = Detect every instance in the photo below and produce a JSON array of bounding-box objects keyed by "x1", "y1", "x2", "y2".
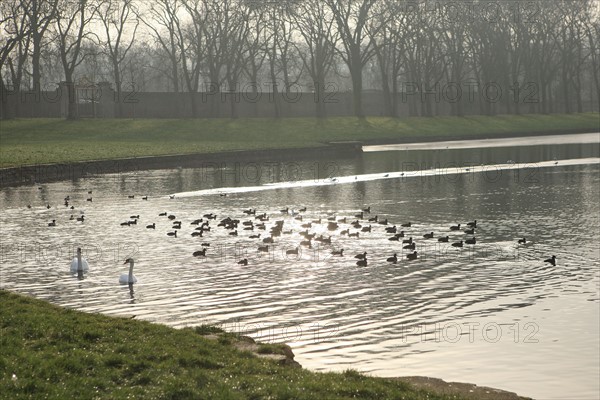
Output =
[
  {"x1": 299, "y1": 207, "x2": 307, "y2": 212},
  {"x1": 169, "y1": 195, "x2": 175, "y2": 199},
  {"x1": 402, "y1": 237, "x2": 413, "y2": 244},
  {"x1": 438, "y1": 236, "x2": 449, "y2": 242},
  {"x1": 70, "y1": 247, "x2": 90, "y2": 274},
  {"x1": 518, "y1": 237, "x2": 528, "y2": 245},
  {"x1": 361, "y1": 225, "x2": 372, "y2": 233},
  {"x1": 27, "y1": 204, "x2": 31, "y2": 209},
  {"x1": 355, "y1": 252, "x2": 367, "y2": 260},
  {"x1": 403, "y1": 242, "x2": 416, "y2": 250},
  {"x1": 128, "y1": 195, "x2": 135, "y2": 199},
  {"x1": 46, "y1": 204, "x2": 51, "y2": 209},
  {"x1": 355, "y1": 211, "x2": 364, "y2": 219},
  {"x1": 87, "y1": 198, "x2": 93, "y2": 202},
  {"x1": 423, "y1": 232, "x2": 434, "y2": 239},
  {"x1": 191, "y1": 231, "x2": 203, "y2": 237},
  {"x1": 406, "y1": 251, "x2": 418, "y2": 260},
  {"x1": 76, "y1": 215, "x2": 85, "y2": 222},
  {"x1": 87, "y1": 190, "x2": 92, "y2": 194},
  {"x1": 119, "y1": 258, "x2": 137, "y2": 284},
  {"x1": 168, "y1": 215, "x2": 176, "y2": 220},
  {"x1": 48, "y1": 220, "x2": 56, "y2": 227},
  {"x1": 142, "y1": 196, "x2": 148, "y2": 200},
  {"x1": 356, "y1": 257, "x2": 368, "y2": 267},
  {"x1": 363, "y1": 207, "x2": 371, "y2": 213},
  {"x1": 378, "y1": 219, "x2": 388, "y2": 225},
  {"x1": 301, "y1": 222, "x2": 312, "y2": 229},
  {"x1": 465, "y1": 237, "x2": 476, "y2": 245},
  {"x1": 450, "y1": 224, "x2": 461, "y2": 231},
  {"x1": 327, "y1": 222, "x2": 338, "y2": 231},
  {"x1": 401, "y1": 222, "x2": 411, "y2": 228},
  {"x1": 201, "y1": 243, "x2": 210, "y2": 247},
  {"x1": 340, "y1": 229, "x2": 349, "y2": 236},
  {"x1": 258, "y1": 245, "x2": 269, "y2": 252},
  {"x1": 146, "y1": 223, "x2": 156, "y2": 229},
  {"x1": 70, "y1": 215, "x2": 75, "y2": 220},
  {"x1": 331, "y1": 249, "x2": 344, "y2": 256},
  {"x1": 348, "y1": 231, "x2": 360, "y2": 238},
  {"x1": 120, "y1": 221, "x2": 131, "y2": 226},
  {"x1": 464, "y1": 228, "x2": 475, "y2": 235},
  {"x1": 338, "y1": 217, "x2": 347, "y2": 223},
  {"x1": 280, "y1": 207, "x2": 289, "y2": 213},
  {"x1": 383, "y1": 173, "x2": 389, "y2": 177},
  {"x1": 238, "y1": 258, "x2": 248, "y2": 266},
  {"x1": 191, "y1": 219, "x2": 203, "y2": 225},
  {"x1": 388, "y1": 235, "x2": 400, "y2": 241},
  {"x1": 229, "y1": 230, "x2": 238, "y2": 236},
  {"x1": 467, "y1": 220, "x2": 477, "y2": 228},
  {"x1": 130, "y1": 215, "x2": 140, "y2": 220},
  {"x1": 300, "y1": 239, "x2": 312, "y2": 247},
  {"x1": 243, "y1": 209, "x2": 255, "y2": 215},
  {"x1": 544, "y1": 255, "x2": 556, "y2": 266},
  {"x1": 167, "y1": 231, "x2": 177, "y2": 237},
  {"x1": 193, "y1": 249, "x2": 207, "y2": 257},
  {"x1": 452, "y1": 241, "x2": 463, "y2": 248},
  {"x1": 263, "y1": 236, "x2": 274, "y2": 243},
  {"x1": 368, "y1": 215, "x2": 378, "y2": 222},
  {"x1": 249, "y1": 234, "x2": 261, "y2": 239},
  {"x1": 387, "y1": 253, "x2": 398, "y2": 264},
  {"x1": 159, "y1": 212, "x2": 167, "y2": 216}
]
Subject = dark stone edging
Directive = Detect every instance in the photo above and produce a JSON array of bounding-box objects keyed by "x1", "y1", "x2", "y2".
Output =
[{"x1": 0, "y1": 142, "x2": 362, "y2": 188}]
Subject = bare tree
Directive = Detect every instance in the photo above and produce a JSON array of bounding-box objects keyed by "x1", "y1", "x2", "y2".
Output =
[
  {"x1": 97, "y1": 0, "x2": 139, "y2": 117},
  {"x1": 53, "y1": 0, "x2": 96, "y2": 119},
  {"x1": 290, "y1": 0, "x2": 339, "y2": 118}
]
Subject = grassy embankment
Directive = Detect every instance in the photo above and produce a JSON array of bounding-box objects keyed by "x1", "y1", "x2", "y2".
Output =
[
  {"x1": 0, "y1": 113, "x2": 598, "y2": 168},
  {"x1": 0, "y1": 290, "x2": 467, "y2": 399}
]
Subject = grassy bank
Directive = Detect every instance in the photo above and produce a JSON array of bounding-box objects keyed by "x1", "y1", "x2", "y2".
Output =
[
  {"x1": 0, "y1": 290, "x2": 470, "y2": 400},
  {"x1": 0, "y1": 113, "x2": 597, "y2": 168}
]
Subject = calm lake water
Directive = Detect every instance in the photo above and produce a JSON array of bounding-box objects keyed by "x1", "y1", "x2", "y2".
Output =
[{"x1": 1, "y1": 133, "x2": 599, "y2": 400}]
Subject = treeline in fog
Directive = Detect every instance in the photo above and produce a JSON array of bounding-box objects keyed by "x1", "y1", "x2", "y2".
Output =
[{"x1": 1, "y1": 0, "x2": 599, "y2": 119}]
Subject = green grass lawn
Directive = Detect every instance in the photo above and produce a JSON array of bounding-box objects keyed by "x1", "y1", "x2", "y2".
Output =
[
  {"x1": 0, "y1": 290, "x2": 466, "y2": 399},
  {"x1": 0, "y1": 113, "x2": 597, "y2": 168}
]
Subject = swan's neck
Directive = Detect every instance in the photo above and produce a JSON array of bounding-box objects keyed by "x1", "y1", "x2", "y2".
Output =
[
  {"x1": 128, "y1": 261, "x2": 135, "y2": 282},
  {"x1": 77, "y1": 251, "x2": 83, "y2": 272}
]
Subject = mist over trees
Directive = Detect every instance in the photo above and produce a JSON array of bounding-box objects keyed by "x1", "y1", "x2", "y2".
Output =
[{"x1": 1, "y1": 0, "x2": 599, "y2": 119}]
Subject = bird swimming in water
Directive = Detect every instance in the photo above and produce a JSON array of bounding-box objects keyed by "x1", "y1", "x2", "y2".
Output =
[{"x1": 544, "y1": 255, "x2": 556, "y2": 266}]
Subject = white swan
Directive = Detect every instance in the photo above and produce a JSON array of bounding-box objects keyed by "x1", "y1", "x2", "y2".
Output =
[
  {"x1": 119, "y1": 258, "x2": 137, "y2": 284},
  {"x1": 70, "y1": 247, "x2": 89, "y2": 274}
]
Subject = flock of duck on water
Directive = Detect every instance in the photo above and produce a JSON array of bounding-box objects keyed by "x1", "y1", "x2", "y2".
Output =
[{"x1": 38, "y1": 189, "x2": 557, "y2": 285}]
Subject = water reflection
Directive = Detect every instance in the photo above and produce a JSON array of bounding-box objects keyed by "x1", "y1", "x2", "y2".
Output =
[{"x1": 0, "y1": 137, "x2": 599, "y2": 400}]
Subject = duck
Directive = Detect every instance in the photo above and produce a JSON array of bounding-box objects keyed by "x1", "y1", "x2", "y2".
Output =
[
  {"x1": 120, "y1": 221, "x2": 131, "y2": 226},
  {"x1": 238, "y1": 258, "x2": 248, "y2": 266},
  {"x1": 142, "y1": 196, "x2": 148, "y2": 200},
  {"x1": 130, "y1": 215, "x2": 140, "y2": 220},
  {"x1": 249, "y1": 234, "x2": 261, "y2": 239},
  {"x1": 168, "y1": 214, "x2": 176, "y2": 220},
  {"x1": 48, "y1": 220, "x2": 56, "y2": 227},
  {"x1": 464, "y1": 228, "x2": 475, "y2": 235},
  {"x1": 355, "y1": 252, "x2": 367, "y2": 260},
  {"x1": 438, "y1": 236, "x2": 449, "y2": 242},
  {"x1": 450, "y1": 224, "x2": 461, "y2": 231},
  {"x1": 423, "y1": 232, "x2": 434, "y2": 239},
  {"x1": 452, "y1": 240, "x2": 463, "y2": 248},
  {"x1": 146, "y1": 223, "x2": 155, "y2": 229},
  {"x1": 356, "y1": 257, "x2": 368, "y2": 267},
  {"x1": 159, "y1": 212, "x2": 167, "y2": 216},
  {"x1": 518, "y1": 238, "x2": 527, "y2": 244},
  {"x1": 465, "y1": 237, "x2": 476, "y2": 245},
  {"x1": 229, "y1": 230, "x2": 238, "y2": 236},
  {"x1": 76, "y1": 215, "x2": 85, "y2": 222},
  {"x1": 167, "y1": 231, "x2": 178, "y2": 237},
  {"x1": 403, "y1": 242, "x2": 416, "y2": 250},
  {"x1": 387, "y1": 253, "x2": 398, "y2": 264},
  {"x1": 406, "y1": 251, "x2": 418, "y2": 261},
  {"x1": 128, "y1": 195, "x2": 135, "y2": 199},
  {"x1": 193, "y1": 249, "x2": 207, "y2": 257},
  {"x1": 87, "y1": 198, "x2": 93, "y2": 202},
  {"x1": 544, "y1": 255, "x2": 556, "y2": 266},
  {"x1": 401, "y1": 222, "x2": 411, "y2": 228},
  {"x1": 331, "y1": 249, "x2": 344, "y2": 256},
  {"x1": 286, "y1": 247, "x2": 299, "y2": 255},
  {"x1": 262, "y1": 236, "x2": 274, "y2": 243}
]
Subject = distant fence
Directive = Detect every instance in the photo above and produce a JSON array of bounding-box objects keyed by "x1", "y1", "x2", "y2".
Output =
[{"x1": 1, "y1": 82, "x2": 598, "y2": 119}]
